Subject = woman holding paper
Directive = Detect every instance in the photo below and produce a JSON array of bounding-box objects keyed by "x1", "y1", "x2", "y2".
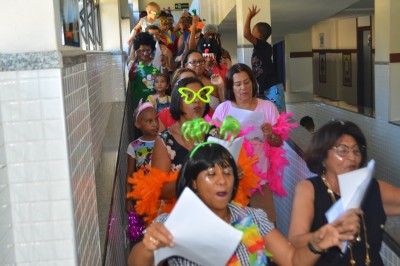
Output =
[
  {"x1": 212, "y1": 63, "x2": 295, "y2": 223},
  {"x1": 288, "y1": 120, "x2": 400, "y2": 265},
  {"x1": 128, "y1": 142, "x2": 360, "y2": 266}
]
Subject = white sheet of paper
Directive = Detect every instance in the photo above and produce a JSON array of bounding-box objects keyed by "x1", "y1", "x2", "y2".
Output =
[
  {"x1": 325, "y1": 159, "x2": 375, "y2": 223},
  {"x1": 325, "y1": 160, "x2": 375, "y2": 252},
  {"x1": 228, "y1": 107, "x2": 264, "y2": 140},
  {"x1": 154, "y1": 188, "x2": 243, "y2": 266},
  {"x1": 207, "y1": 136, "x2": 243, "y2": 163},
  {"x1": 338, "y1": 160, "x2": 375, "y2": 210}
]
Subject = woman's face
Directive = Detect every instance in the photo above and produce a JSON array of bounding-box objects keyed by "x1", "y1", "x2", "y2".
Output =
[
  {"x1": 179, "y1": 82, "x2": 207, "y2": 121},
  {"x1": 136, "y1": 44, "x2": 153, "y2": 64},
  {"x1": 185, "y1": 52, "x2": 206, "y2": 77},
  {"x1": 324, "y1": 134, "x2": 362, "y2": 177},
  {"x1": 192, "y1": 164, "x2": 234, "y2": 213},
  {"x1": 232, "y1": 71, "x2": 254, "y2": 103}
]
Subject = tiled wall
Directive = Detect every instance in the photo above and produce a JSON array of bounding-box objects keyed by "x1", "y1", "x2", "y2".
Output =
[
  {"x1": 0, "y1": 91, "x2": 15, "y2": 264},
  {"x1": 87, "y1": 54, "x2": 113, "y2": 168},
  {"x1": 0, "y1": 50, "x2": 124, "y2": 265},
  {"x1": 104, "y1": 89, "x2": 132, "y2": 266},
  {"x1": 274, "y1": 142, "x2": 313, "y2": 237},
  {"x1": 62, "y1": 63, "x2": 101, "y2": 265},
  {"x1": 0, "y1": 69, "x2": 76, "y2": 265}
]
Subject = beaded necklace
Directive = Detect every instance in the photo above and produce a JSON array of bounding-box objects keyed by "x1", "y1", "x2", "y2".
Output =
[
  {"x1": 321, "y1": 174, "x2": 370, "y2": 265},
  {"x1": 138, "y1": 62, "x2": 158, "y2": 90},
  {"x1": 226, "y1": 204, "x2": 269, "y2": 266}
]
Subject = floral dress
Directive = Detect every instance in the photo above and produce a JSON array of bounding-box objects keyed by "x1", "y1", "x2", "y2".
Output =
[{"x1": 159, "y1": 129, "x2": 189, "y2": 173}]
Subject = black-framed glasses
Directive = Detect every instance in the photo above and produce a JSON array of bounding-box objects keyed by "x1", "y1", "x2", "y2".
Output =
[
  {"x1": 137, "y1": 48, "x2": 152, "y2": 54},
  {"x1": 332, "y1": 144, "x2": 365, "y2": 157},
  {"x1": 186, "y1": 59, "x2": 205, "y2": 66}
]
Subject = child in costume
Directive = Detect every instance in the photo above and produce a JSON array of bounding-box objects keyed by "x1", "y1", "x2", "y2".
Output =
[
  {"x1": 126, "y1": 101, "x2": 159, "y2": 243},
  {"x1": 128, "y1": 32, "x2": 160, "y2": 109},
  {"x1": 146, "y1": 74, "x2": 171, "y2": 114},
  {"x1": 126, "y1": 100, "x2": 159, "y2": 212},
  {"x1": 127, "y1": 2, "x2": 161, "y2": 45}
]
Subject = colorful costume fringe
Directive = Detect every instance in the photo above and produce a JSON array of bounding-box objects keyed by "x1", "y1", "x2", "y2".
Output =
[
  {"x1": 243, "y1": 112, "x2": 297, "y2": 196},
  {"x1": 127, "y1": 148, "x2": 260, "y2": 225}
]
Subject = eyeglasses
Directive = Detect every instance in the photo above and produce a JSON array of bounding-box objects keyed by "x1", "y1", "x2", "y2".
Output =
[
  {"x1": 332, "y1": 144, "x2": 365, "y2": 158},
  {"x1": 136, "y1": 48, "x2": 152, "y2": 54},
  {"x1": 160, "y1": 19, "x2": 169, "y2": 23},
  {"x1": 149, "y1": 10, "x2": 161, "y2": 16},
  {"x1": 186, "y1": 59, "x2": 205, "y2": 66}
]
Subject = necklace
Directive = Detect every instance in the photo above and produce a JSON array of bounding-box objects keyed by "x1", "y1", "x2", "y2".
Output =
[
  {"x1": 321, "y1": 174, "x2": 370, "y2": 265},
  {"x1": 227, "y1": 203, "x2": 268, "y2": 266},
  {"x1": 138, "y1": 62, "x2": 158, "y2": 90}
]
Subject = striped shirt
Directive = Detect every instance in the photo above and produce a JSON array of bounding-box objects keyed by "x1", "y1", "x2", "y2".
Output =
[{"x1": 154, "y1": 202, "x2": 274, "y2": 266}]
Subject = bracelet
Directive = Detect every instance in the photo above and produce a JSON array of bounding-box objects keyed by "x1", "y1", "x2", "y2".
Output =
[{"x1": 307, "y1": 240, "x2": 326, "y2": 255}]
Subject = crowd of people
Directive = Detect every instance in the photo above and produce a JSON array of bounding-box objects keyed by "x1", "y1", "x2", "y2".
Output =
[{"x1": 124, "y1": 2, "x2": 400, "y2": 265}]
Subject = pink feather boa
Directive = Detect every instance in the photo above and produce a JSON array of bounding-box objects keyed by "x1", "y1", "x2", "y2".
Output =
[{"x1": 243, "y1": 112, "x2": 298, "y2": 196}]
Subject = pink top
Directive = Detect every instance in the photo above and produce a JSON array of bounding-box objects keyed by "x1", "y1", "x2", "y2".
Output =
[{"x1": 212, "y1": 99, "x2": 279, "y2": 125}]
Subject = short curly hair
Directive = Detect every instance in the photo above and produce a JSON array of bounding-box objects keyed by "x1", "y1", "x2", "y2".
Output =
[
  {"x1": 133, "y1": 32, "x2": 156, "y2": 51},
  {"x1": 304, "y1": 120, "x2": 367, "y2": 175}
]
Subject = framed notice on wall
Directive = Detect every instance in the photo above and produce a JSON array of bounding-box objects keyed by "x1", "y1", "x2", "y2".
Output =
[
  {"x1": 342, "y1": 53, "x2": 352, "y2": 86},
  {"x1": 319, "y1": 53, "x2": 326, "y2": 83}
]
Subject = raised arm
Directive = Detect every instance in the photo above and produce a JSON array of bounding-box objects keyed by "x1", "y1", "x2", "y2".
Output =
[
  {"x1": 243, "y1": 5, "x2": 259, "y2": 46},
  {"x1": 188, "y1": 15, "x2": 199, "y2": 50},
  {"x1": 128, "y1": 19, "x2": 143, "y2": 45}
]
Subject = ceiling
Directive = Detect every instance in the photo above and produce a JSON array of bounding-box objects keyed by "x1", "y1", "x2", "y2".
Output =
[{"x1": 219, "y1": 0, "x2": 374, "y2": 44}]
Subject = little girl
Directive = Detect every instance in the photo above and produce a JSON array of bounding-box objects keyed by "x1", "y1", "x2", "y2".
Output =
[
  {"x1": 146, "y1": 74, "x2": 171, "y2": 113},
  {"x1": 126, "y1": 101, "x2": 159, "y2": 212}
]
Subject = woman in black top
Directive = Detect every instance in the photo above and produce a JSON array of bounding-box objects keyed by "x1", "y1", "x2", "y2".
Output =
[{"x1": 288, "y1": 120, "x2": 400, "y2": 265}]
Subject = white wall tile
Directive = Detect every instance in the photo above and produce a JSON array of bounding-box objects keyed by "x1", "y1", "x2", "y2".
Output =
[
  {"x1": 51, "y1": 201, "x2": 72, "y2": 220},
  {"x1": 19, "y1": 79, "x2": 40, "y2": 100},
  {"x1": 39, "y1": 78, "x2": 62, "y2": 98},
  {"x1": 20, "y1": 100, "x2": 42, "y2": 120},
  {"x1": 43, "y1": 120, "x2": 64, "y2": 140},
  {"x1": 0, "y1": 80, "x2": 19, "y2": 101},
  {"x1": 49, "y1": 180, "x2": 70, "y2": 201},
  {"x1": 9, "y1": 183, "x2": 30, "y2": 203},
  {"x1": 11, "y1": 203, "x2": 30, "y2": 223},
  {"x1": 41, "y1": 98, "x2": 62, "y2": 119}
]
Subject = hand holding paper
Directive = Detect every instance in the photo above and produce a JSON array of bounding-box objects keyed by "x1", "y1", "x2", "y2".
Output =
[
  {"x1": 154, "y1": 188, "x2": 243, "y2": 266},
  {"x1": 325, "y1": 160, "x2": 375, "y2": 223}
]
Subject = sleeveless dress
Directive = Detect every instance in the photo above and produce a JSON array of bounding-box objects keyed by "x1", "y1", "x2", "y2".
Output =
[
  {"x1": 159, "y1": 128, "x2": 189, "y2": 173},
  {"x1": 309, "y1": 176, "x2": 386, "y2": 266}
]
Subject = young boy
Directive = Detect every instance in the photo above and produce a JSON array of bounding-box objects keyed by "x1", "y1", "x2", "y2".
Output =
[
  {"x1": 243, "y1": 5, "x2": 278, "y2": 95},
  {"x1": 127, "y1": 2, "x2": 161, "y2": 45}
]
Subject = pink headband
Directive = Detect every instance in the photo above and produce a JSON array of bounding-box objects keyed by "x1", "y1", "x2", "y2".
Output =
[{"x1": 136, "y1": 99, "x2": 155, "y2": 122}]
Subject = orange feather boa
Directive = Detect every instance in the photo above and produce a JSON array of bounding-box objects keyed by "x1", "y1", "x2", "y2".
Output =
[{"x1": 127, "y1": 147, "x2": 260, "y2": 225}]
